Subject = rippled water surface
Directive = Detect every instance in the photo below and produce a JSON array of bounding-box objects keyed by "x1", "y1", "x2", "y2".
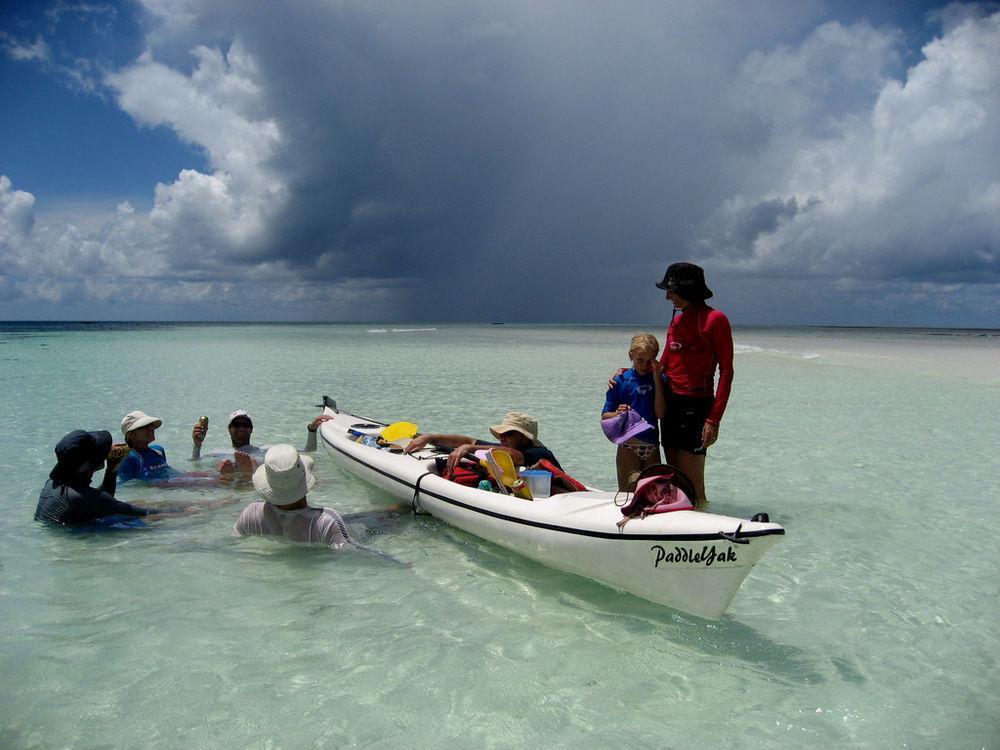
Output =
[{"x1": 1, "y1": 323, "x2": 997, "y2": 748}]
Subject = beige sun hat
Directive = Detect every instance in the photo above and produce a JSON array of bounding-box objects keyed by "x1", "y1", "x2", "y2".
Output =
[
  {"x1": 252, "y1": 444, "x2": 316, "y2": 504},
  {"x1": 489, "y1": 411, "x2": 541, "y2": 446},
  {"x1": 120, "y1": 410, "x2": 162, "y2": 436}
]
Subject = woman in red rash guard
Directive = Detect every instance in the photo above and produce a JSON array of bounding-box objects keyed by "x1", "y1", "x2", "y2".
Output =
[{"x1": 654, "y1": 262, "x2": 733, "y2": 504}]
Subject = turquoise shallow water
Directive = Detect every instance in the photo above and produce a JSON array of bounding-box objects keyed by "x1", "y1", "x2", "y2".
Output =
[{"x1": 1, "y1": 323, "x2": 998, "y2": 749}]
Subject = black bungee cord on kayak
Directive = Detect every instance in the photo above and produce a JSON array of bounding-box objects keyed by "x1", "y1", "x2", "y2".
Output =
[{"x1": 411, "y1": 472, "x2": 431, "y2": 515}]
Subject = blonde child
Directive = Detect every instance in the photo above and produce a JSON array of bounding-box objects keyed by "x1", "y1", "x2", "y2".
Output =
[{"x1": 602, "y1": 333, "x2": 666, "y2": 490}]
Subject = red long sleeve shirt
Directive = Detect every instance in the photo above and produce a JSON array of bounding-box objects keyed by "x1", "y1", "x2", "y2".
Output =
[{"x1": 659, "y1": 304, "x2": 734, "y2": 425}]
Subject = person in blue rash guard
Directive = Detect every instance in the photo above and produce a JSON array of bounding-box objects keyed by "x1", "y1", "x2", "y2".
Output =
[
  {"x1": 35, "y1": 429, "x2": 238, "y2": 527},
  {"x1": 602, "y1": 333, "x2": 667, "y2": 490},
  {"x1": 35, "y1": 429, "x2": 154, "y2": 526},
  {"x1": 116, "y1": 410, "x2": 175, "y2": 482},
  {"x1": 117, "y1": 410, "x2": 238, "y2": 485}
]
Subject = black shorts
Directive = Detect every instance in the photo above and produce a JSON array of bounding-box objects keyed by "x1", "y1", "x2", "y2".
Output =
[{"x1": 660, "y1": 394, "x2": 714, "y2": 455}]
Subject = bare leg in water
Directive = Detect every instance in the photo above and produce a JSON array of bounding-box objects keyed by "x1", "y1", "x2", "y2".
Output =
[
  {"x1": 667, "y1": 448, "x2": 707, "y2": 506},
  {"x1": 218, "y1": 451, "x2": 257, "y2": 481}
]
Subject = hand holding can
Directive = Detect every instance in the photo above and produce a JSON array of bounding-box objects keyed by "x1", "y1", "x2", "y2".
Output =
[
  {"x1": 192, "y1": 416, "x2": 209, "y2": 445},
  {"x1": 108, "y1": 443, "x2": 130, "y2": 461}
]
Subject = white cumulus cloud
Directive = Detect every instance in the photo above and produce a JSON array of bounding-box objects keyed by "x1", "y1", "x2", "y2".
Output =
[
  {"x1": 0, "y1": 175, "x2": 36, "y2": 240},
  {"x1": 105, "y1": 42, "x2": 287, "y2": 263},
  {"x1": 699, "y1": 9, "x2": 1000, "y2": 288}
]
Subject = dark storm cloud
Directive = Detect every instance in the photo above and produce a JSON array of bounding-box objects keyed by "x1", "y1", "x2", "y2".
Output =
[
  {"x1": 145, "y1": 0, "x2": 829, "y2": 318},
  {"x1": 2, "y1": 0, "x2": 997, "y2": 324}
]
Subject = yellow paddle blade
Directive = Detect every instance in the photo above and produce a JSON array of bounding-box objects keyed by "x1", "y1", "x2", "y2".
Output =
[
  {"x1": 486, "y1": 449, "x2": 533, "y2": 500},
  {"x1": 379, "y1": 421, "x2": 418, "y2": 443}
]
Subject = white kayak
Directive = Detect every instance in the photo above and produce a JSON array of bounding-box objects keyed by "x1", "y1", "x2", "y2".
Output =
[{"x1": 318, "y1": 397, "x2": 784, "y2": 619}]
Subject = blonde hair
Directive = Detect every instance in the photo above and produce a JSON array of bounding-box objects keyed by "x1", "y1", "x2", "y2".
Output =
[{"x1": 629, "y1": 333, "x2": 659, "y2": 355}]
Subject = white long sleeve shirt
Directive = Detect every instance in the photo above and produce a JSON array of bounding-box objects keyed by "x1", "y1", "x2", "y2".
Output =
[{"x1": 234, "y1": 501, "x2": 351, "y2": 548}]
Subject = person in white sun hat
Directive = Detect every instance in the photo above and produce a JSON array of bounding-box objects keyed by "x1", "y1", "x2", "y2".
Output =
[
  {"x1": 117, "y1": 409, "x2": 243, "y2": 486},
  {"x1": 234, "y1": 444, "x2": 353, "y2": 548},
  {"x1": 116, "y1": 410, "x2": 172, "y2": 482}
]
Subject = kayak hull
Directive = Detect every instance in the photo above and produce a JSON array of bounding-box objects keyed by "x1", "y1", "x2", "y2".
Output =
[{"x1": 319, "y1": 401, "x2": 784, "y2": 619}]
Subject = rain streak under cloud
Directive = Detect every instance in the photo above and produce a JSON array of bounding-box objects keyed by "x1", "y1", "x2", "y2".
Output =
[{"x1": 1, "y1": 0, "x2": 997, "y2": 325}]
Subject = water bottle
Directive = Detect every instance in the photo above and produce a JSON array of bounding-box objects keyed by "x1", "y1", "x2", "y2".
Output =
[{"x1": 477, "y1": 479, "x2": 493, "y2": 492}]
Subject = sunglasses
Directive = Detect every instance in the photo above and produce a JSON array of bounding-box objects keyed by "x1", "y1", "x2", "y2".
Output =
[{"x1": 230, "y1": 421, "x2": 253, "y2": 429}]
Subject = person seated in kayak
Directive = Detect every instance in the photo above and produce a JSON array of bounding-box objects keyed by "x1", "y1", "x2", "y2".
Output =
[
  {"x1": 191, "y1": 411, "x2": 333, "y2": 462},
  {"x1": 405, "y1": 411, "x2": 561, "y2": 474},
  {"x1": 234, "y1": 444, "x2": 355, "y2": 548},
  {"x1": 34, "y1": 429, "x2": 199, "y2": 526},
  {"x1": 118, "y1": 410, "x2": 243, "y2": 484}
]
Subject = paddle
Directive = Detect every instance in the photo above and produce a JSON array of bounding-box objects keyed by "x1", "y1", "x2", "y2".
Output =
[
  {"x1": 483, "y1": 449, "x2": 533, "y2": 500},
  {"x1": 379, "y1": 421, "x2": 418, "y2": 444}
]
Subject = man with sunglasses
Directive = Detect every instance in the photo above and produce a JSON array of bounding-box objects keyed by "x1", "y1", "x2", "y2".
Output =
[
  {"x1": 191, "y1": 410, "x2": 332, "y2": 465},
  {"x1": 191, "y1": 410, "x2": 267, "y2": 464}
]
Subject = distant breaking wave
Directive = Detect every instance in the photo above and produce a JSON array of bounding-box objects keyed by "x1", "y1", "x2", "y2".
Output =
[
  {"x1": 735, "y1": 343, "x2": 821, "y2": 360},
  {"x1": 367, "y1": 327, "x2": 438, "y2": 334}
]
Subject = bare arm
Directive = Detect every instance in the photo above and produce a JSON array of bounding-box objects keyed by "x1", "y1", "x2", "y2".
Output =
[
  {"x1": 653, "y1": 359, "x2": 667, "y2": 419},
  {"x1": 191, "y1": 419, "x2": 208, "y2": 460},
  {"x1": 405, "y1": 433, "x2": 480, "y2": 453},
  {"x1": 304, "y1": 414, "x2": 333, "y2": 452},
  {"x1": 601, "y1": 405, "x2": 629, "y2": 420},
  {"x1": 143, "y1": 496, "x2": 241, "y2": 521},
  {"x1": 100, "y1": 452, "x2": 125, "y2": 495}
]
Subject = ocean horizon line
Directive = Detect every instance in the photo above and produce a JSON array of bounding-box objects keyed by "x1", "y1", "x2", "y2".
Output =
[{"x1": 1, "y1": 319, "x2": 998, "y2": 335}]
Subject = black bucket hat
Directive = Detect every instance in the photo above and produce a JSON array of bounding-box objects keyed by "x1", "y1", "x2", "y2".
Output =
[
  {"x1": 655, "y1": 262, "x2": 713, "y2": 301},
  {"x1": 49, "y1": 430, "x2": 113, "y2": 481}
]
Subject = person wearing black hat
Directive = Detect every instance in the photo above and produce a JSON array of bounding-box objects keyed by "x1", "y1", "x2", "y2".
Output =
[
  {"x1": 36, "y1": 430, "x2": 238, "y2": 526},
  {"x1": 652, "y1": 262, "x2": 734, "y2": 504},
  {"x1": 34, "y1": 430, "x2": 154, "y2": 526}
]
